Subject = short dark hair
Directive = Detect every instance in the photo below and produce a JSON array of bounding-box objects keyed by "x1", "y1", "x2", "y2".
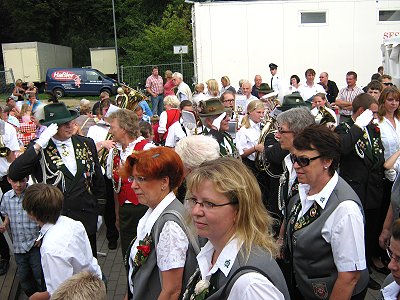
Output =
[
  {"x1": 22, "y1": 183, "x2": 63, "y2": 224},
  {"x1": 305, "y1": 69, "x2": 316, "y2": 77},
  {"x1": 367, "y1": 80, "x2": 382, "y2": 92},
  {"x1": 180, "y1": 100, "x2": 192, "y2": 110},
  {"x1": 371, "y1": 73, "x2": 381, "y2": 81},
  {"x1": 378, "y1": 66, "x2": 384, "y2": 73},
  {"x1": 220, "y1": 91, "x2": 235, "y2": 102},
  {"x1": 347, "y1": 71, "x2": 357, "y2": 80},
  {"x1": 290, "y1": 75, "x2": 300, "y2": 85},
  {"x1": 293, "y1": 124, "x2": 341, "y2": 176},
  {"x1": 352, "y1": 93, "x2": 377, "y2": 113},
  {"x1": 152, "y1": 66, "x2": 158, "y2": 71}
]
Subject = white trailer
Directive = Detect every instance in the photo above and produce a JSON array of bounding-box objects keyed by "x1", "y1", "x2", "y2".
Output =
[
  {"x1": 1, "y1": 41, "x2": 72, "y2": 84},
  {"x1": 89, "y1": 47, "x2": 117, "y2": 76},
  {"x1": 190, "y1": 0, "x2": 400, "y2": 90}
]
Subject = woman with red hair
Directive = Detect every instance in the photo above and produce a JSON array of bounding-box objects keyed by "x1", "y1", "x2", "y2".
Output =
[{"x1": 123, "y1": 147, "x2": 198, "y2": 300}]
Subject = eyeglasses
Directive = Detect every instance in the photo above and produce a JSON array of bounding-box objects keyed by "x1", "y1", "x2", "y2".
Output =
[
  {"x1": 290, "y1": 154, "x2": 322, "y2": 167},
  {"x1": 387, "y1": 246, "x2": 400, "y2": 264},
  {"x1": 222, "y1": 99, "x2": 235, "y2": 103},
  {"x1": 185, "y1": 198, "x2": 238, "y2": 210},
  {"x1": 128, "y1": 176, "x2": 147, "y2": 183},
  {"x1": 277, "y1": 127, "x2": 294, "y2": 134},
  {"x1": 383, "y1": 82, "x2": 393, "y2": 86}
]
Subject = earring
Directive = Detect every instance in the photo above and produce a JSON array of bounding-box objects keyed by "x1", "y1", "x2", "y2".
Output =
[
  {"x1": 161, "y1": 186, "x2": 165, "y2": 191},
  {"x1": 324, "y1": 166, "x2": 328, "y2": 169}
]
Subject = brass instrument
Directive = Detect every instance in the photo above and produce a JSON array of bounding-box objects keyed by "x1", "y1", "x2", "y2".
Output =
[
  {"x1": 121, "y1": 84, "x2": 147, "y2": 111},
  {"x1": 255, "y1": 96, "x2": 280, "y2": 174},
  {"x1": 0, "y1": 120, "x2": 11, "y2": 157},
  {"x1": 315, "y1": 106, "x2": 337, "y2": 129}
]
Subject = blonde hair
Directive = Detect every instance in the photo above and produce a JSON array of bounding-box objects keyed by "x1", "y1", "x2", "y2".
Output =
[
  {"x1": 163, "y1": 95, "x2": 180, "y2": 108},
  {"x1": 50, "y1": 271, "x2": 106, "y2": 300},
  {"x1": 206, "y1": 79, "x2": 219, "y2": 97},
  {"x1": 186, "y1": 157, "x2": 278, "y2": 258},
  {"x1": 242, "y1": 100, "x2": 264, "y2": 129}
]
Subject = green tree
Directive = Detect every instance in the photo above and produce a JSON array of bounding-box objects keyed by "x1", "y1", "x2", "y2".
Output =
[{"x1": 120, "y1": 2, "x2": 192, "y2": 65}]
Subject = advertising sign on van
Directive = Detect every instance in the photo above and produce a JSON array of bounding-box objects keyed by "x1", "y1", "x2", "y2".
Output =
[{"x1": 51, "y1": 70, "x2": 81, "y2": 87}]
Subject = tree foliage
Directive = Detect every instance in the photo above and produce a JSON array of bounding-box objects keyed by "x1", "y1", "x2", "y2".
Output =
[
  {"x1": 121, "y1": 3, "x2": 193, "y2": 65},
  {"x1": 0, "y1": 0, "x2": 192, "y2": 67}
]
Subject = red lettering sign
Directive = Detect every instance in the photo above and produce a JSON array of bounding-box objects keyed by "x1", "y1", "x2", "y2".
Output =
[
  {"x1": 52, "y1": 70, "x2": 77, "y2": 81},
  {"x1": 383, "y1": 32, "x2": 400, "y2": 39}
]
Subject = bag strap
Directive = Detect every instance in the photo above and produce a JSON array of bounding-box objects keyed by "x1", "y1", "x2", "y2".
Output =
[{"x1": 221, "y1": 265, "x2": 274, "y2": 298}]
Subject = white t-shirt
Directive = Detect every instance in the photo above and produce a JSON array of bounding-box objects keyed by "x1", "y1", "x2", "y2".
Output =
[{"x1": 298, "y1": 83, "x2": 326, "y2": 102}]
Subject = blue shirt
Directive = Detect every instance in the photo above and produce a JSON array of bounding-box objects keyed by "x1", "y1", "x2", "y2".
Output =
[
  {"x1": 0, "y1": 187, "x2": 40, "y2": 253},
  {"x1": 139, "y1": 100, "x2": 153, "y2": 117}
]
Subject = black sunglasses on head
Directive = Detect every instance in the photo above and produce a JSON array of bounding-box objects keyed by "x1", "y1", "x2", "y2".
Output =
[
  {"x1": 290, "y1": 154, "x2": 322, "y2": 167},
  {"x1": 383, "y1": 82, "x2": 393, "y2": 86}
]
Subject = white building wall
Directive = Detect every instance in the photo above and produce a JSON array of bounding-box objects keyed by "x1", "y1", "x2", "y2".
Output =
[{"x1": 193, "y1": 0, "x2": 400, "y2": 90}]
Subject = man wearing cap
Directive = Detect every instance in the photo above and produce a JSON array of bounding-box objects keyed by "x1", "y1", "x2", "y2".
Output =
[
  {"x1": 258, "y1": 83, "x2": 279, "y2": 113},
  {"x1": 9, "y1": 102, "x2": 106, "y2": 258},
  {"x1": 269, "y1": 63, "x2": 281, "y2": 93},
  {"x1": 198, "y1": 98, "x2": 239, "y2": 158}
]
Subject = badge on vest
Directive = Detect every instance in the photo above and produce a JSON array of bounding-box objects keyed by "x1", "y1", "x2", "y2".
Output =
[{"x1": 312, "y1": 282, "x2": 328, "y2": 299}]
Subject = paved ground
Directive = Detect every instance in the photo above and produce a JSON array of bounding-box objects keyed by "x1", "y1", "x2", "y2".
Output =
[{"x1": 5, "y1": 223, "x2": 390, "y2": 299}]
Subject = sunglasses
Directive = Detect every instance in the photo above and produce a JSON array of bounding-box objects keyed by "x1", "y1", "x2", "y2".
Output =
[
  {"x1": 290, "y1": 154, "x2": 322, "y2": 167},
  {"x1": 383, "y1": 82, "x2": 393, "y2": 86}
]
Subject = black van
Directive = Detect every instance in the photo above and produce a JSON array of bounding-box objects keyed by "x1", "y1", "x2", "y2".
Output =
[{"x1": 45, "y1": 68, "x2": 118, "y2": 98}]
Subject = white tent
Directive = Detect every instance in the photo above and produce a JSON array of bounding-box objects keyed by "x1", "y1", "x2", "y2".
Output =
[{"x1": 382, "y1": 36, "x2": 400, "y2": 87}]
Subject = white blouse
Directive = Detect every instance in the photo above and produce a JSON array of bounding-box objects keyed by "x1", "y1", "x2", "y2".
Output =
[
  {"x1": 128, "y1": 192, "x2": 189, "y2": 293},
  {"x1": 197, "y1": 239, "x2": 284, "y2": 300},
  {"x1": 236, "y1": 119, "x2": 261, "y2": 161}
]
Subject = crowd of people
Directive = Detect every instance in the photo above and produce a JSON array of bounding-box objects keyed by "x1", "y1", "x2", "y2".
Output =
[{"x1": 0, "y1": 63, "x2": 399, "y2": 300}]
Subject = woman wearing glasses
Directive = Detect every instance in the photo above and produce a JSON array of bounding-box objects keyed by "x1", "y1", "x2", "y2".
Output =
[
  {"x1": 183, "y1": 157, "x2": 290, "y2": 300},
  {"x1": 284, "y1": 125, "x2": 369, "y2": 300},
  {"x1": 122, "y1": 147, "x2": 198, "y2": 300}
]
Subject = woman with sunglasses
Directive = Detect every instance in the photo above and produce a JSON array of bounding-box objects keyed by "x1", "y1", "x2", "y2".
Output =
[
  {"x1": 284, "y1": 125, "x2": 369, "y2": 300},
  {"x1": 183, "y1": 157, "x2": 290, "y2": 300},
  {"x1": 122, "y1": 147, "x2": 198, "y2": 300}
]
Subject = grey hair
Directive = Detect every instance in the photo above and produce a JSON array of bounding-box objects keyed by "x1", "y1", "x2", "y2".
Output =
[
  {"x1": 175, "y1": 135, "x2": 220, "y2": 171},
  {"x1": 276, "y1": 107, "x2": 315, "y2": 134},
  {"x1": 172, "y1": 72, "x2": 183, "y2": 80}
]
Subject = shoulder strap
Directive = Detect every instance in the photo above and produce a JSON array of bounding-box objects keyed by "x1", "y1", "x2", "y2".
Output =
[
  {"x1": 153, "y1": 209, "x2": 201, "y2": 288},
  {"x1": 220, "y1": 266, "x2": 274, "y2": 298},
  {"x1": 154, "y1": 209, "x2": 200, "y2": 255}
]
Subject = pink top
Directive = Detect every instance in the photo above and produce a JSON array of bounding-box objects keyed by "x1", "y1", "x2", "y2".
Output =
[{"x1": 164, "y1": 79, "x2": 175, "y2": 97}]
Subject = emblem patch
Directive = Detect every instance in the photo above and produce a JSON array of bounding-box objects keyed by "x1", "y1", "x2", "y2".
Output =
[{"x1": 312, "y1": 282, "x2": 328, "y2": 299}]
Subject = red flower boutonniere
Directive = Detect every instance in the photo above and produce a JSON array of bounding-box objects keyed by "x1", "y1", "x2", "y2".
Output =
[
  {"x1": 375, "y1": 125, "x2": 380, "y2": 133},
  {"x1": 133, "y1": 234, "x2": 153, "y2": 269}
]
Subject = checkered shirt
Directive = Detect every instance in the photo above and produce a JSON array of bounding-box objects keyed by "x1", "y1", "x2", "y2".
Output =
[
  {"x1": 145, "y1": 74, "x2": 164, "y2": 94},
  {"x1": 0, "y1": 188, "x2": 40, "y2": 253},
  {"x1": 17, "y1": 121, "x2": 36, "y2": 145}
]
